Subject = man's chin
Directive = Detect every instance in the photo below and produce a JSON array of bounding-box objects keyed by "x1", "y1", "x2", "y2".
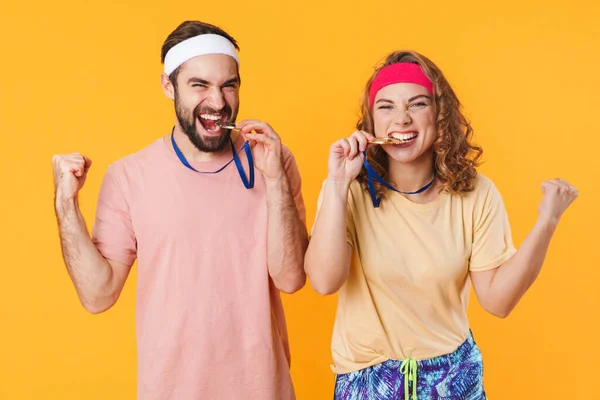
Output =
[
  {"x1": 197, "y1": 127, "x2": 223, "y2": 138},
  {"x1": 192, "y1": 130, "x2": 230, "y2": 153}
]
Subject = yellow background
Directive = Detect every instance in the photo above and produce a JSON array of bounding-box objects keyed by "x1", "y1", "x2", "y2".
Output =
[{"x1": 1, "y1": 0, "x2": 598, "y2": 398}]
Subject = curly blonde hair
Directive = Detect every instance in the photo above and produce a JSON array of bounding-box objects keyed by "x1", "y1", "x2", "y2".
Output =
[{"x1": 357, "y1": 50, "x2": 482, "y2": 198}]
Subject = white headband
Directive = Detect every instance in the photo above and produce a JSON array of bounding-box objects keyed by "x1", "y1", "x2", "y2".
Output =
[{"x1": 163, "y1": 34, "x2": 240, "y2": 75}]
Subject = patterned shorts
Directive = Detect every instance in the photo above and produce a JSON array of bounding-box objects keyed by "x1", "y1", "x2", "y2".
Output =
[{"x1": 334, "y1": 332, "x2": 486, "y2": 400}]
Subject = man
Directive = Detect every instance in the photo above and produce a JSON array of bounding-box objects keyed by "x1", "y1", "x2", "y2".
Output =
[{"x1": 52, "y1": 20, "x2": 307, "y2": 399}]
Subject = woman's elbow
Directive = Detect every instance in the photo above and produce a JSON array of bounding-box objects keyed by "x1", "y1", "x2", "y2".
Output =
[
  {"x1": 304, "y1": 255, "x2": 347, "y2": 296},
  {"x1": 483, "y1": 302, "x2": 514, "y2": 319},
  {"x1": 306, "y1": 271, "x2": 343, "y2": 296},
  {"x1": 310, "y1": 281, "x2": 340, "y2": 296}
]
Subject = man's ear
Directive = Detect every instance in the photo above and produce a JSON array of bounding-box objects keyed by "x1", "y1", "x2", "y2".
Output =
[{"x1": 161, "y1": 73, "x2": 175, "y2": 100}]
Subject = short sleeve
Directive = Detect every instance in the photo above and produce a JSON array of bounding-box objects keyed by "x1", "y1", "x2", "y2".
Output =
[
  {"x1": 311, "y1": 179, "x2": 357, "y2": 247},
  {"x1": 282, "y1": 147, "x2": 306, "y2": 226},
  {"x1": 91, "y1": 164, "x2": 137, "y2": 266},
  {"x1": 469, "y1": 179, "x2": 517, "y2": 272}
]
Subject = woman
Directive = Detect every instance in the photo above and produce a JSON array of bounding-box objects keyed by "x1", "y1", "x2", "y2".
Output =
[{"x1": 304, "y1": 51, "x2": 578, "y2": 399}]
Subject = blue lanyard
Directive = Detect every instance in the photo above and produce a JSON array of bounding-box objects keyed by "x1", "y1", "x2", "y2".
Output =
[
  {"x1": 363, "y1": 151, "x2": 435, "y2": 208},
  {"x1": 171, "y1": 130, "x2": 254, "y2": 189}
]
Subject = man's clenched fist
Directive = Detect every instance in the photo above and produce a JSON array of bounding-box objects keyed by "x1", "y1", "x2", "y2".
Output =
[{"x1": 52, "y1": 153, "x2": 92, "y2": 200}]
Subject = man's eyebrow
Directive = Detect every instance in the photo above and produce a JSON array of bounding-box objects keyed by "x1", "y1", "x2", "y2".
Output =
[
  {"x1": 220, "y1": 77, "x2": 240, "y2": 86},
  {"x1": 187, "y1": 77, "x2": 211, "y2": 85}
]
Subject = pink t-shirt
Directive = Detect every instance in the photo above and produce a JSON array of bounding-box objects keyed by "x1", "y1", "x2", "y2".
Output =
[{"x1": 91, "y1": 134, "x2": 305, "y2": 399}]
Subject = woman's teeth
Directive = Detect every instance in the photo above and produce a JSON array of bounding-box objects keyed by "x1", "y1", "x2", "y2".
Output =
[{"x1": 391, "y1": 133, "x2": 418, "y2": 141}]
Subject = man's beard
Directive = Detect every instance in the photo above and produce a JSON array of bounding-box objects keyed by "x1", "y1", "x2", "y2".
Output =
[{"x1": 174, "y1": 93, "x2": 237, "y2": 153}]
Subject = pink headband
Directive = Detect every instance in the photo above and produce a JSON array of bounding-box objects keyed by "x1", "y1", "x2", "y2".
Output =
[{"x1": 369, "y1": 63, "x2": 434, "y2": 108}]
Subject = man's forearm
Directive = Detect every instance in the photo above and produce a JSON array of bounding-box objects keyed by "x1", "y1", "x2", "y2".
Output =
[
  {"x1": 265, "y1": 175, "x2": 308, "y2": 294},
  {"x1": 55, "y1": 195, "x2": 118, "y2": 313}
]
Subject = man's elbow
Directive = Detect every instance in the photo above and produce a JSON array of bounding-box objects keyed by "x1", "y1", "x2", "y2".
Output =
[
  {"x1": 80, "y1": 293, "x2": 118, "y2": 314},
  {"x1": 81, "y1": 301, "x2": 112, "y2": 315},
  {"x1": 276, "y1": 273, "x2": 307, "y2": 294}
]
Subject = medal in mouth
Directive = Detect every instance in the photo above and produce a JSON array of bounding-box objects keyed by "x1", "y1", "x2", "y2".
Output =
[{"x1": 197, "y1": 113, "x2": 229, "y2": 133}]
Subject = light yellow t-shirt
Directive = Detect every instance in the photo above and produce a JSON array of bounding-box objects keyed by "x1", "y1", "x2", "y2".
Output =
[{"x1": 313, "y1": 174, "x2": 516, "y2": 374}]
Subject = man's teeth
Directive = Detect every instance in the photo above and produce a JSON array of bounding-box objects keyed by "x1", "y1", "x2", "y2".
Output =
[
  {"x1": 199, "y1": 114, "x2": 222, "y2": 121},
  {"x1": 391, "y1": 133, "x2": 418, "y2": 140}
]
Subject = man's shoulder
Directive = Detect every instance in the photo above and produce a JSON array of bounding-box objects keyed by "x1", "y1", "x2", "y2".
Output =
[
  {"x1": 280, "y1": 143, "x2": 301, "y2": 172},
  {"x1": 110, "y1": 137, "x2": 164, "y2": 167},
  {"x1": 281, "y1": 143, "x2": 296, "y2": 160},
  {"x1": 104, "y1": 137, "x2": 165, "y2": 179}
]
